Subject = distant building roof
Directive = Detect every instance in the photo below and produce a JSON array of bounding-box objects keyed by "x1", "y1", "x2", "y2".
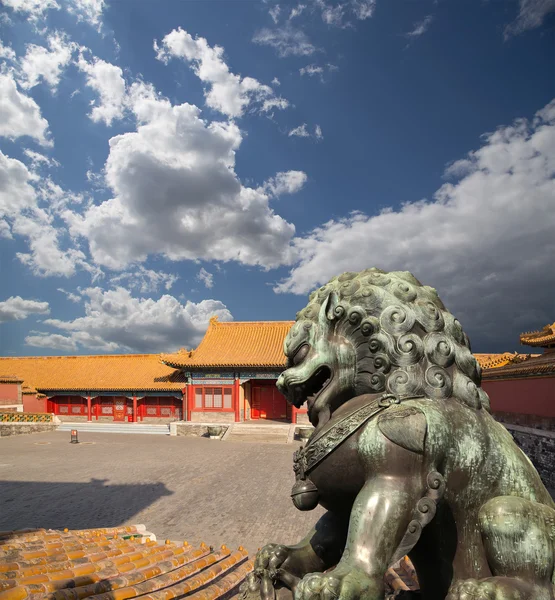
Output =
[
  {"x1": 0, "y1": 354, "x2": 185, "y2": 393},
  {"x1": 160, "y1": 317, "x2": 294, "y2": 369},
  {"x1": 481, "y1": 349, "x2": 555, "y2": 380},
  {"x1": 520, "y1": 322, "x2": 555, "y2": 348}
]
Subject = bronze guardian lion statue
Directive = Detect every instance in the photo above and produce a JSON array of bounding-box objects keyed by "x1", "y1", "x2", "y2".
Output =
[{"x1": 244, "y1": 268, "x2": 555, "y2": 600}]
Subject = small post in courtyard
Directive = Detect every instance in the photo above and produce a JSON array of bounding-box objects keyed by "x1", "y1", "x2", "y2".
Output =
[
  {"x1": 70, "y1": 429, "x2": 79, "y2": 444},
  {"x1": 234, "y1": 377, "x2": 240, "y2": 422}
]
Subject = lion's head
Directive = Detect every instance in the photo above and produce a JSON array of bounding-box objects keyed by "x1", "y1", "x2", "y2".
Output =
[{"x1": 276, "y1": 268, "x2": 490, "y2": 430}]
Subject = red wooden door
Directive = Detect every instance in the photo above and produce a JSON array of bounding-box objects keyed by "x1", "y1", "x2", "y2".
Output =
[
  {"x1": 113, "y1": 398, "x2": 126, "y2": 421},
  {"x1": 251, "y1": 384, "x2": 287, "y2": 420}
]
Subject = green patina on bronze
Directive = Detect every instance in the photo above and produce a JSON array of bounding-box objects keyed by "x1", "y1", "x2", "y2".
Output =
[{"x1": 241, "y1": 268, "x2": 555, "y2": 600}]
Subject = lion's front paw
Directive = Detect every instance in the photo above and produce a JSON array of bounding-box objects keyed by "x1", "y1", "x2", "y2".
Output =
[
  {"x1": 255, "y1": 543, "x2": 290, "y2": 579},
  {"x1": 446, "y1": 578, "x2": 551, "y2": 600},
  {"x1": 294, "y1": 567, "x2": 382, "y2": 600}
]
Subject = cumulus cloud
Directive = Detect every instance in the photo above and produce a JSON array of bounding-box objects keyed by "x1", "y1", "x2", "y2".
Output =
[
  {"x1": 13, "y1": 212, "x2": 90, "y2": 277},
  {"x1": 155, "y1": 28, "x2": 288, "y2": 118},
  {"x1": 0, "y1": 296, "x2": 50, "y2": 323},
  {"x1": 18, "y1": 32, "x2": 76, "y2": 91},
  {"x1": 1, "y1": 0, "x2": 60, "y2": 20},
  {"x1": 299, "y1": 63, "x2": 337, "y2": 82},
  {"x1": 64, "y1": 81, "x2": 297, "y2": 270},
  {"x1": 263, "y1": 170, "x2": 308, "y2": 196},
  {"x1": 505, "y1": 0, "x2": 555, "y2": 37},
  {"x1": 0, "y1": 73, "x2": 51, "y2": 145},
  {"x1": 110, "y1": 266, "x2": 179, "y2": 293},
  {"x1": 252, "y1": 26, "x2": 317, "y2": 57},
  {"x1": 76, "y1": 52, "x2": 127, "y2": 125},
  {"x1": 197, "y1": 267, "x2": 214, "y2": 288},
  {"x1": 0, "y1": 40, "x2": 16, "y2": 61},
  {"x1": 315, "y1": 124, "x2": 323, "y2": 140},
  {"x1": 276, "y1": 98, "x2": 555, "y2": 349},
  {"x1": 289, "y1": 4, "x2": 306, "y2": 20},
  {"x1": 0, "y1": 151, "x2": 37, "y2": 216},
  {"x1": 66, "y1": 0, "x2": 106, "y2": 30},
  {"x1": 2, "y1": 0, "x2": 105, "y2": 28},
  {"x1": 27, "y1": 287, "x2": 233, "y2": 353}
]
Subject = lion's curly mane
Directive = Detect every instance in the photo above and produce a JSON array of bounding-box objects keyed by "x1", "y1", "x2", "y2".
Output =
[{"x1": 295, "y1": 268, "x2": 491, "y2": 411}]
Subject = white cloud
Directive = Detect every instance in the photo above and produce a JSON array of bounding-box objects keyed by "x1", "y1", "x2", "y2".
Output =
[
  {"x1": 1, "y1": 0, "x2": 60, "y2": 21},
  {"x1": 0, "y1": 295, "x2": 50, "y2": 323},
  {"x1": 405, "y1": 15, "x2": 433, "y2": 40},
  {"x1": 57, "y1": 287, "x2": 82, "y2": 302},
  {"x1": 77, "y1": 52, "x2": 127, "y2": 125},
  {"x1": 23, "y1": 149, "x2": 60, "y2": 169},
  {"x1": 316, "y1": 0, "x2": 376, "y2": 27},
  {"x1": 2, "y1": 0, "x2": 105, "y2": 28},
  {"x1": 30, "y1": 286, "x2": 233, "y2": 353},
  {"x1": 271, "y1": 77, "x2": 280, "y2": 86},
  {"x1": 288, "y1": 123, "x2": 310, "y2": 137},
  {"x1": 276, "y1": 98, "x2": 555, "y2": 347},
  {"x1": 0, "y1": 40, "x2": 16, "y2": 61},
  {"x1": 155, "y1": 28, "x2": 288, "y2": 118},
  {"x1": 110, "y1": 266, "x2": 179, "y2": 293},
  {"x1": 269, "y1": 4, "x2": 281, "y2": 24},
  {"x1": 0, "y1": 150, "x2": 37, "y2": 216},
  {"x1": 263, "y1": 170, "x2": 308, "y2": 196},
  {"x1": 25, "y1": 332, "x2": 79, "y2": 351},
  {"x1": 289, "y1": 4, "x2": 306, "y2": 20},
  {"x1": 299, "y1": 62, "x2": 338, "y2": 82},
  {"x1": 197, "y1": 267, "x2": 214, "y2": 289},
  {"x1": 299, "y1": 64, "x2": 324, "y2": 77},
  {"x1": 13, "y1": 212, "x2": 89, "y2": 277},
  {"x1": 0, "y1": 73, "x2": 51, "y2": 146},
  {"x1": 0, "y1": 219, "x2": 12, "y2": 239},
  {"x1": 252, "y1": 26, "x2": 317, "y2": 57},
  {"x1": 18, "y1": 32, "x2": 76, "y2": 91},
  {"x1": 288, "y1": 123, "x2": 322, "y2": 140},
  {"x1": 64, "y1": 81, "x2": 297, "y2": 270},
  {"x1": 66, "y1": 0, "x2": 105, "y2": 30},
  {"x1": 505, "y1": 0, "x2": 555, "y2": 37}
]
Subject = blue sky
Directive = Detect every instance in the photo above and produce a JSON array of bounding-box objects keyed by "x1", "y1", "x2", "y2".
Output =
[{"x1": 0, "y1": 0, "x2": 554, "y2": 356}]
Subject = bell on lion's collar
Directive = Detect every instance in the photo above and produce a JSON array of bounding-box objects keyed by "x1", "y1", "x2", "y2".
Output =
[{"x1": 291, "y1": 478, "x2": 319, "y2": 511}]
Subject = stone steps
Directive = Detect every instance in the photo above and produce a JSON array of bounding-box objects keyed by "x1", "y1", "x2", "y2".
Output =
[
  {"x1": 224, "y1": 423, "x2": 291, "y2": 444},
  {"x1": 57, "y1": 422, "x2": 170, "y2": 435}
]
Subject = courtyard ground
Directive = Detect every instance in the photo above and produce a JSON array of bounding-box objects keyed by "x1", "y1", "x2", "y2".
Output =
[{"x1": 0, "y1": 431, "x2": 324, "y2": 556}]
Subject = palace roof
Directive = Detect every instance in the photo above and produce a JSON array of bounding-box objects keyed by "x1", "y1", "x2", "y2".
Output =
[
  {"x1": 520, "y1": 322, "x2": 555, "y2": 348},
  {"x1": 481, "y1": 349, "x2": 555, "y2": 380},
  {"x1": 0, "y1": 354, "x2": 185, "y2": 393},
  {"x1": 160, "y1": 317, "x2": 295, "y2": 368},
  {"x1": 473, "y1": 352, "x2": 539, "y2": 370}
]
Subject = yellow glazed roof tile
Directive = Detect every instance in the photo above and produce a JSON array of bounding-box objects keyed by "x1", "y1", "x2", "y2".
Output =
[
  {"x1": 0, "y1": 354, "x2": 185, "y2": 392},
  {"x1": 160, "y1": 317, "x2": 295, "y2": 368},
  {"x1": 520, "y1": 321, "x2": 555, "y2": 347}
]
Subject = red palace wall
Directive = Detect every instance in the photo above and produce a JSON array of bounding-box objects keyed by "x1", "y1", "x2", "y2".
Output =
[
  {"x1": 0, "y1": 383, "x2": 20, "y2": 406},
  {"x1": 481, "y1": 377, "x2": 555, "y2": 428},
  {"x1": 23, "y1": 394, "x2": 47, "y2": 413}
]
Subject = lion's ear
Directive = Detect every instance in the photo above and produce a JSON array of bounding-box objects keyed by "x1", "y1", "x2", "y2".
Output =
[
  {"x1": 378, "y1": 407, "x2": 427, "y2": 454},
  {"x1": 319, "y1": 291, "x2": 340, "y2": 323}
]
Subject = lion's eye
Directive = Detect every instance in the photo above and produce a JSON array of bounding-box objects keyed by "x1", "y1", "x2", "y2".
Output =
[{"x1": 292, "y1": 344, "x2": 309, "y2": 366}]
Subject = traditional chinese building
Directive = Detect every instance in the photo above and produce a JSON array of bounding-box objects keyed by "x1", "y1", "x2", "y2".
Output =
[
  {"x1": 2, "y1": 317, "x2": 551, "y2": 426},
  {"x1": 481, "y1": 321, "x2": 555, "y2": 430},
  {"x1": 160, "y1": 318, "x2": 308, "y2": 423}
]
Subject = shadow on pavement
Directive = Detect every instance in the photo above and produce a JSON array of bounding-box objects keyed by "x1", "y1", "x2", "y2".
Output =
[{"x1": 0, "y1": 478, "x2": 173, "y2": 531}]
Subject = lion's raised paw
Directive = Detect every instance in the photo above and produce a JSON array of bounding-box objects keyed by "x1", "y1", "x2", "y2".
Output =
[{"x1": 446, "y1": 578, "x2": 553, "y2": 600}]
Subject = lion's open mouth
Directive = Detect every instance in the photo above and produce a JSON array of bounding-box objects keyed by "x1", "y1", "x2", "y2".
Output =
[{"x1": 291, "y1": 366, "x2": 332, "y2": 409}]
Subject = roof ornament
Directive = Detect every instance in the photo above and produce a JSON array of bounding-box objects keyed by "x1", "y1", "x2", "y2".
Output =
[{"x1": 209, "y1": 315, "x2": 220, "y2": 326}]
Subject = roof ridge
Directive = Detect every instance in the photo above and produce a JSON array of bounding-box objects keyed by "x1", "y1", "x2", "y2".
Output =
[{"x1": 0, "y1": 354, "x2": 161, "y2": 360}]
